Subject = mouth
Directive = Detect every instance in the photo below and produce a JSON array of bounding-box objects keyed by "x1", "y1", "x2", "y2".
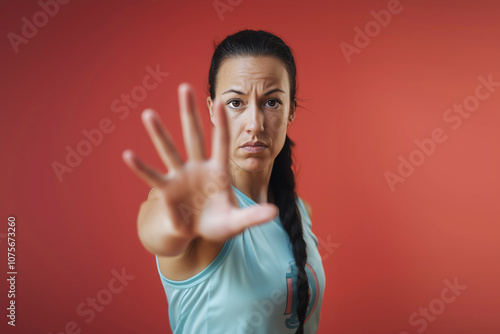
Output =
[
  {"x1": 240, "y1": 141, "x2": 268, "y2": 153},
  {"x1": 241, "y1": 146, "x2": 267, "y2": 153}
]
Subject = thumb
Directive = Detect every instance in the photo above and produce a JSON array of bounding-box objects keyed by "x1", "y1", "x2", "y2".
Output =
[{"x1": 228, "y1": 204, "x2": 279, "y2": 234}]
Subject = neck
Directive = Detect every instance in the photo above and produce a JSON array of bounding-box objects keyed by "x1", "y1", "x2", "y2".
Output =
[{"x1": 230, "y1": 159, "x2": 274, "y2": 205}]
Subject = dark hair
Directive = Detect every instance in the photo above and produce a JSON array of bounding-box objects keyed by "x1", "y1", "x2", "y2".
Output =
[{"x1": 207, "y1": 29, "x2": 309, "y2": 334}]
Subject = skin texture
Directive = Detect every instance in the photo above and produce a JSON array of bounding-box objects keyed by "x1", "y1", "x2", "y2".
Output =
[
  {"x1": 207, "y1": 55, "x2": 295, "y2": 205},
  {"x1": 123, "y1": 56, "x2": 311, "y2": 281}
]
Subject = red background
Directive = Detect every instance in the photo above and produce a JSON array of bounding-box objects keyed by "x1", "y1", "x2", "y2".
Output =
[{"x1": 1, "y1": 0, "x2": 499, "y2": 333}]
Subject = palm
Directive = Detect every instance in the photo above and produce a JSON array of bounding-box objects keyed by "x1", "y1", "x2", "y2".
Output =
[{"x1": 122, "y1": 83, "x2": 277, "y2": 242}]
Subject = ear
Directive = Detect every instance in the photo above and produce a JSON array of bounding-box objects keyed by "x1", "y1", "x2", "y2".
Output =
[
  {"x1": 207, "y1": 96, "x2": 216, "y2": 126},
  {"x1": 287, "y1": 98, "x2": 297, "y2": 128}
]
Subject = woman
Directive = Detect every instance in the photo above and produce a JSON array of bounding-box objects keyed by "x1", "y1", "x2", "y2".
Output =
[{"x1": 122, "y1": 29, "x2": 325, "y2": 334}]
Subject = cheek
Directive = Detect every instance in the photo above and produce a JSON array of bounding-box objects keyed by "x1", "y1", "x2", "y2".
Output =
[
  {"x1": 227, "y1": 118, "x2": 243, "y2": 150},
  {"x1": 265, "y1": 113, "x2": 288, "y2": 133},
  {"x1": 272, "y1": 131, "x2": 287, "y2": 155},
  {"x1": 265, "y1": 118, "x2": 288, "y2": 157},
  {"x1": 265, "y1": 114, "x2": 288, "y2": 143}
]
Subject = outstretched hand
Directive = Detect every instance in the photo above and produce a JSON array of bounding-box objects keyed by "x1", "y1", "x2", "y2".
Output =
[{"x1": 122, "y1": 83, "x2": 278, "y2": 242}]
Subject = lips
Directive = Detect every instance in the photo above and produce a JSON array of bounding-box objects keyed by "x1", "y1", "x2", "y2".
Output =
[
  {"x1": 240, "y1": 140, "x2": 267, "y2": 153},
  {"x1": 241, "y1": 140, "x2": 267, "y2": 148}
]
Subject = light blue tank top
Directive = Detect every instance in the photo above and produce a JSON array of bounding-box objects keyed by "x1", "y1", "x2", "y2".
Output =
[{"x1": 154, "y1": 185, "x2": 326, "y2": 333}]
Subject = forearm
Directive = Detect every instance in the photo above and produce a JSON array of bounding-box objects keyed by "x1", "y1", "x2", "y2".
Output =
[{"x1": 137, "y1": 198, "x2": 193, "y2": 257}]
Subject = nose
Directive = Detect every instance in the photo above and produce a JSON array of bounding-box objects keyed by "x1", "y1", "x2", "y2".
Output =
[{"x1": 245, "y1": 103, "x2": 264, "y2": 136}]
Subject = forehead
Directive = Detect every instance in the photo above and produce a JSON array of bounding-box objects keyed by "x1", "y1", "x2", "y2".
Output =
[{"x1": 216, "y1": 56, "x2": 289, "y2": 93}]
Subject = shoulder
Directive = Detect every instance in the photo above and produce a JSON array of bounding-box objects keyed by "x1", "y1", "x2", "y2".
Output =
[
  {"x1": 299, "y1": 197, "x2": 312, "y2": 219},
  {"x1": 157, "y1": 238, "x2": 226, "y2": 281}
]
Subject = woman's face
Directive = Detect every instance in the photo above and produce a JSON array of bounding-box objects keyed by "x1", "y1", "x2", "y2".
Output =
[{"x1": 207, "y1": 56, "x2": 296, "y2": 174}]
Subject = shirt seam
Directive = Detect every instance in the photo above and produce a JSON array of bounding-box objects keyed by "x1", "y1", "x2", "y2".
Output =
[{"x1": 156, "y1": 237, "x2": 234, "y2": 289}]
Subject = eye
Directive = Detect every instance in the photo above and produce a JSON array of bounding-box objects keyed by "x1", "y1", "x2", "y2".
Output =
[
  {"x1": 265, "y1": 98, "x2": 282, "y2": 109},
  {"x1": 227, "y1": 99, "x2": 244, "y2": 109}
]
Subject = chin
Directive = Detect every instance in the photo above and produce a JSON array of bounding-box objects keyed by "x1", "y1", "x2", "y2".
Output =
[{"x1": 232, "y1": 157, "x2": 272, "y2": 173}]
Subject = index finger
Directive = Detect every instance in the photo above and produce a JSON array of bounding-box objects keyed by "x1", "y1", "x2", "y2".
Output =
[{"x1": 122, "y1": 150, "x2": 166, "y2": 188}]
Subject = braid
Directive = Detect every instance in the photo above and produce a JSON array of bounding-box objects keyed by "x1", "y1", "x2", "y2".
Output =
[{"x1": 270, "y1": 135, "x2": 309, "y2": 334}]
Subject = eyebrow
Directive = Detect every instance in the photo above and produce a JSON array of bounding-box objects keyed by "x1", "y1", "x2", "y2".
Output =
[{"x1": 222, "y1": 88, "x2": 285, "y2": 96}]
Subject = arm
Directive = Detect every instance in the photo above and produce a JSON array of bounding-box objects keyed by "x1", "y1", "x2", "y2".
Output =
[{"x1": 137, "y1": 187, "x2": 193, "y2": 257}]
